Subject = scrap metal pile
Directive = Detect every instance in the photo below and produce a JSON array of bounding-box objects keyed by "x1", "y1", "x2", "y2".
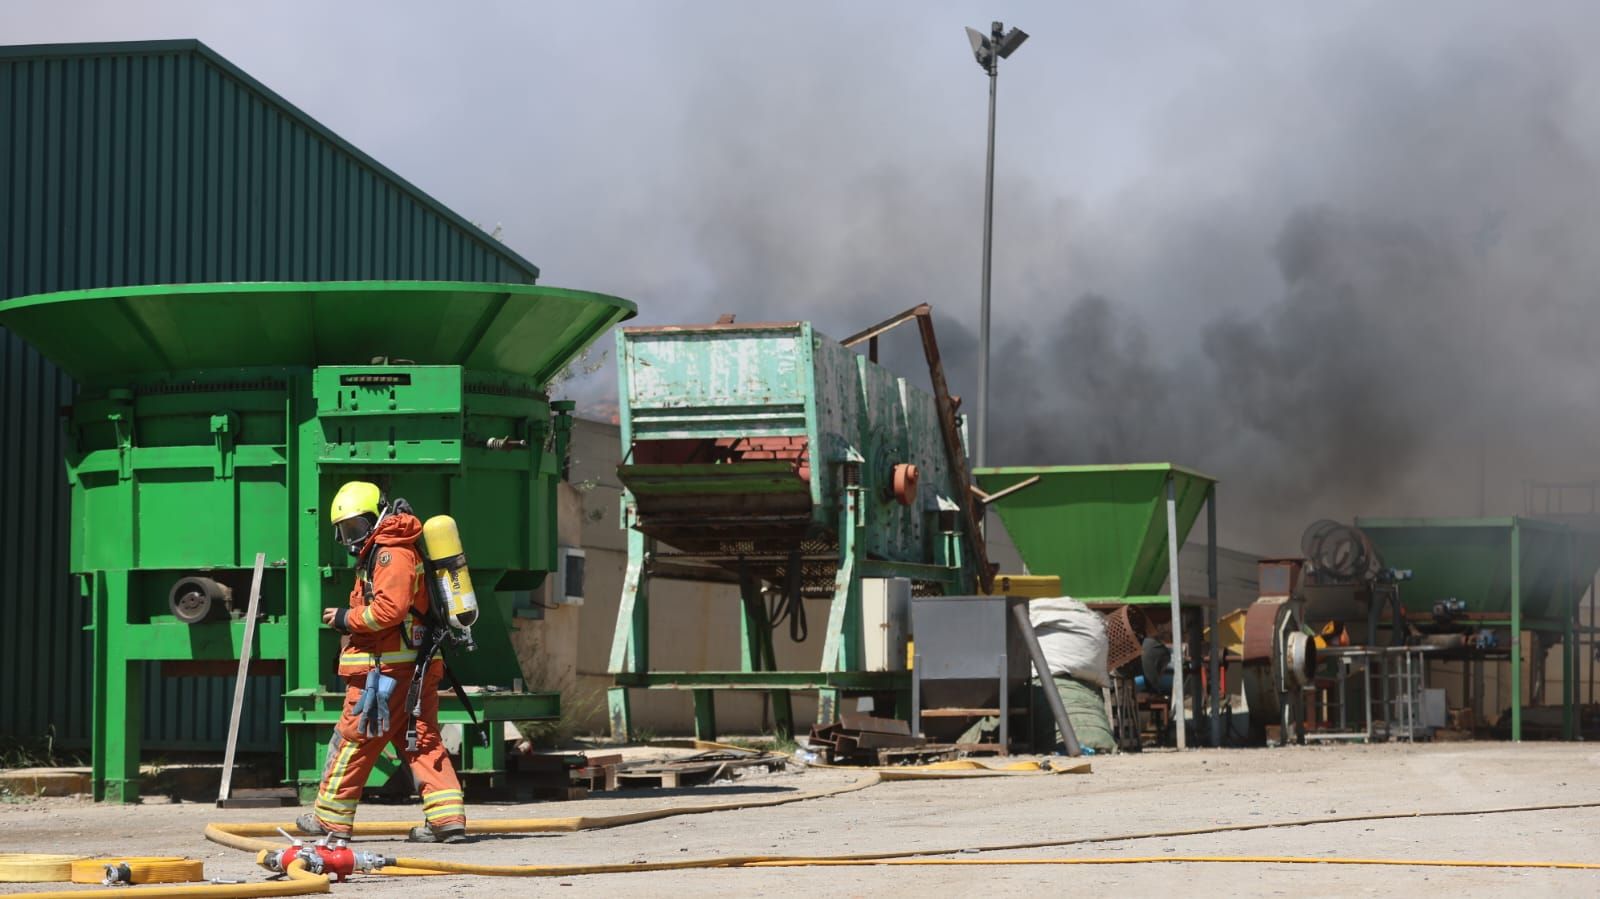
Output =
[{"x1": 807, "y1": 714, "x2": 963, "y2": 766}]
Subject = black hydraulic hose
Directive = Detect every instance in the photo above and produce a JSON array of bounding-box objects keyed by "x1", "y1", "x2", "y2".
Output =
[
  {"x1": 766, "y1": 551, "x2": 808, "y2": 643},
  {"x1": 784, "y1": 549, "x2": 806, "y2": 643}
]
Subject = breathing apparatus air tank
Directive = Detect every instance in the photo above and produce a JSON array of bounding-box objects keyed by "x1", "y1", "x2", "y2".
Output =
[{"x1": 421, "y1": 515, "x2": 480, "y2": 636}]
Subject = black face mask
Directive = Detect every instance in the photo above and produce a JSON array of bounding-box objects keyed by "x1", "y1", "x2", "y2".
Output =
[{"x1": 334, "y1": 514, "x2": 376, "y2": 555}]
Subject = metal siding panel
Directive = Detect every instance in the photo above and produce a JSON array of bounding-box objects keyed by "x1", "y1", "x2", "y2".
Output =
[
  {"x1": 0, "y1": 329, "x2": 83, "y2": 749},
  {"x1": 0, "y1": 42, "x2": 541, "y2": 753}
]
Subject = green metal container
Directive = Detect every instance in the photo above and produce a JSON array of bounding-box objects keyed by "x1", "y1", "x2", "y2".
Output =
[
  {"x1": 1357, "y1": 517, "x2": 1600, "y2": 625},
  {"x1": 0, "y1": 280, "x2": 634, "y2": 800},
  {"x1": 974, "y1": 464, "x2": 1215, "y2": 602}
]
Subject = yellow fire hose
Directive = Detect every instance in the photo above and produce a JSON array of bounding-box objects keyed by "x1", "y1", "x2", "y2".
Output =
[
  {"x1": 0, "y1": 853, "x2": 88, "y2": 883},
  {"x1": 70, "y1": 856, "x2": 207, "y2": 884},
  {"x1": 15, "y1": 858, "x2": 327, "y2": 897},
  {"x1": 12, "y1": 762, "x2": 1600, "y2": 895}
]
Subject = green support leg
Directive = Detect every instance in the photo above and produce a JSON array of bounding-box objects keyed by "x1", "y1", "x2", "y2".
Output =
[
  {"x1": 608, "y1": 527, "x2": 652, "y2": 741},
  {"x1": 739, "y1": 572, "x2": 794, "y2": 739},
  {"x1": 818, "y1": 479, "x2": 863, "y2": 726},
  {"x1": 297, "y1": 742, "x2": 324, "y2": 804},
  {"x1": 93, "y1": 571, "x2": 143, "y2": 803},
  {"x1": 819, "y1": 481, "x2": 863, "y2": 676},
  {"x1": 607, "y1": 687, "x2": 633, "y2": 743},
  {"x1": 1511, "y1": 521, "x2": 1522, "y2": 743},
  {"x1": 293, "y1": 724, "x2": 331, "y2": 803},
  {"x1": 693, "y1": 690, "x2": 718, "y2": 741},
  {"x1": 816, "y1": 688, "x2": 841, "y2": 727},
  {"x1": 288, "y1": 372, "x2": 331, "y2": 788},
  {"x1": 461, "y1": 729, "x2": 502, "y2": 783}
]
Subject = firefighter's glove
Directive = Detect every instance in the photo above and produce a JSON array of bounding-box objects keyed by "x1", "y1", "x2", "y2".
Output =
[{"x1": 356, "y1": 669, "x2": 399, "y2": 739}]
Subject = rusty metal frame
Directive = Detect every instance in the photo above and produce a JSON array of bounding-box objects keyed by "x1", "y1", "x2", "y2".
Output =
[{"x1": 842, "y1": 304, "x2": 996, "y2": 593}]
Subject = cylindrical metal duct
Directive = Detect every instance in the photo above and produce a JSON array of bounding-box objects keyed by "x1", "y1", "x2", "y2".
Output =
[{"x1": 168, "y1": 576, "x2": 232, "y2": 624}]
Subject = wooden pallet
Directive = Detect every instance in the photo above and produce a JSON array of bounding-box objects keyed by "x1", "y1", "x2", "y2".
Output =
[{"x1": 610, "y1": 752, "x2": 787, "y2": 789}]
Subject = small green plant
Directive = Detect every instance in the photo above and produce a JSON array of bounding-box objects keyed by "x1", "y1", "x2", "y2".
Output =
[
  {"x1": 515, "y1": 684, "x2": 608, "y2": 749},
  {"x1": 721, "y1": 733, "x2": 799, "y2": 754},
  {"x1": 0, "y1": 726, "x2": 83, "y2": 770}
]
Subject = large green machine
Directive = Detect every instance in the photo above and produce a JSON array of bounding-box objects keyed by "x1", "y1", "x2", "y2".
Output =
[
  {"x1": 608, "y1": 312, "x2": 989, "y2": 739},
  {"x1": 0, "y1": 281, "x2": 634, "y2": 801},
  {"x1": 1358, "y1": 517, "x2": 1600, "y2": 740}
]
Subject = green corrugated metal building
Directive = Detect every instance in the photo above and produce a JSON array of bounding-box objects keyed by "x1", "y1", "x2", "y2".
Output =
[{"x1": 0, "y1": 39, "x2": 543, "y2": 754}]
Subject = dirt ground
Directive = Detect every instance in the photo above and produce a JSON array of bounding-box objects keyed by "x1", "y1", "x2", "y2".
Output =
[{"x1": 4, "y1": 742, "x2": 1599, "y2": 897}]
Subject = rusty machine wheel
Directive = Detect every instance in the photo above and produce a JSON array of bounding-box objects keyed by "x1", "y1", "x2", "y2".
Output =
[{"x1": 1240, "y1": 596, "x2": 1317, "y2": 744}]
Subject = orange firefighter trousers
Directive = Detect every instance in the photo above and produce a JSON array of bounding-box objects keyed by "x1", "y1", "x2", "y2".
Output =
[{"x1": 311, "y1": 660, "x2": 466, "y2": 833}]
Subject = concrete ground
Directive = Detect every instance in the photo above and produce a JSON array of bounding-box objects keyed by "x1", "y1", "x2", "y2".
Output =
[{"x1": 4, "y1": 742, "x2": 1599, "y2": 897}]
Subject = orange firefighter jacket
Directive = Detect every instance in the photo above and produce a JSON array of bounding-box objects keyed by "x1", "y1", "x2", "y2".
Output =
[{"x1": 331, "y1": 513, "x2": 433, "y2": 677}]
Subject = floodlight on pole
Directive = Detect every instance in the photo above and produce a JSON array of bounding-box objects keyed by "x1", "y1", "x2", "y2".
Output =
[{"x1": 966, "y1": 19, "x2": 1026, "y2": 469}]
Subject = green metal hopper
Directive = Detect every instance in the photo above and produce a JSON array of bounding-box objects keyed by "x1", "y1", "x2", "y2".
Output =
[
  {"x1": 0, "y1": 281, "x2": 634, "y2": 800},
  {"x1": 1357, "y1": 517, "x2": 1600, "y2": 625},
  {"x1": 1357, "y1": 516, "x2": 1600, "y2": 741},
  {"x1": 0, "y1": 280, "x2": 624, "y2": 386},
  {"x1": 974, "y1": 464, "x2": 1217, "y2": 603}
]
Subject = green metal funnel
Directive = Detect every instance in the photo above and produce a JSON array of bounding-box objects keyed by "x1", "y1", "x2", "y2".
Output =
[
  {"x1": 975, "y1": 464, "x2": 1216, "y2": 601},
  {"x1": 1357, "y1": 517, "x2": 1600, "y2": 626},
  {"x1": 0, "y1": 280, "x2": 635, "y2": 386}
]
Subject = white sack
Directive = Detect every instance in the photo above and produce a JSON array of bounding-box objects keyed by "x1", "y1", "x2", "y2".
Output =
[{"x1": 1028, "y1": 596, "x2": 1109, "y2": 688}]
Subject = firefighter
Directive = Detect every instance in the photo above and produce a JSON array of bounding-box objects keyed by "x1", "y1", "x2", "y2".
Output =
[{"x1": 295, "y1": 480, "x2": 467, "y2": 844}]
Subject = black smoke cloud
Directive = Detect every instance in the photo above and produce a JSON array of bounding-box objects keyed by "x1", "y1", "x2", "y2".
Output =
[{"x1": 569, "y1": 6, "x2": 1600, "y2": 551}]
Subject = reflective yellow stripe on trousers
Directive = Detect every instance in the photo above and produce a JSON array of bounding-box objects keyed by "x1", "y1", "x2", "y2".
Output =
[{"x1": 338, "y1": 649, "x2": 417, "y2": 668}]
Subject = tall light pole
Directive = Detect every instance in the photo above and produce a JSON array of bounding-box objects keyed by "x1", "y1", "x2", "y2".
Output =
[{"x1": 965, "y1": 20, "x2": 1027, "y2": 468}]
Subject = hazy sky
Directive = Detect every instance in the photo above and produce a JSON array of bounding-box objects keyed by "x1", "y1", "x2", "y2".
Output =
[{"x1": 10, "y1": 2, "x2": 1600, "y2": 550}]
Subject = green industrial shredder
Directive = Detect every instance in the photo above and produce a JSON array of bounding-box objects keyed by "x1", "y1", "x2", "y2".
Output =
[
  {"x1": 0, "y1": 281, "x2": 635, "y2": 801},
  {"x1": 607, "y1": 310, "x2": 993, "y2": 740}
]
